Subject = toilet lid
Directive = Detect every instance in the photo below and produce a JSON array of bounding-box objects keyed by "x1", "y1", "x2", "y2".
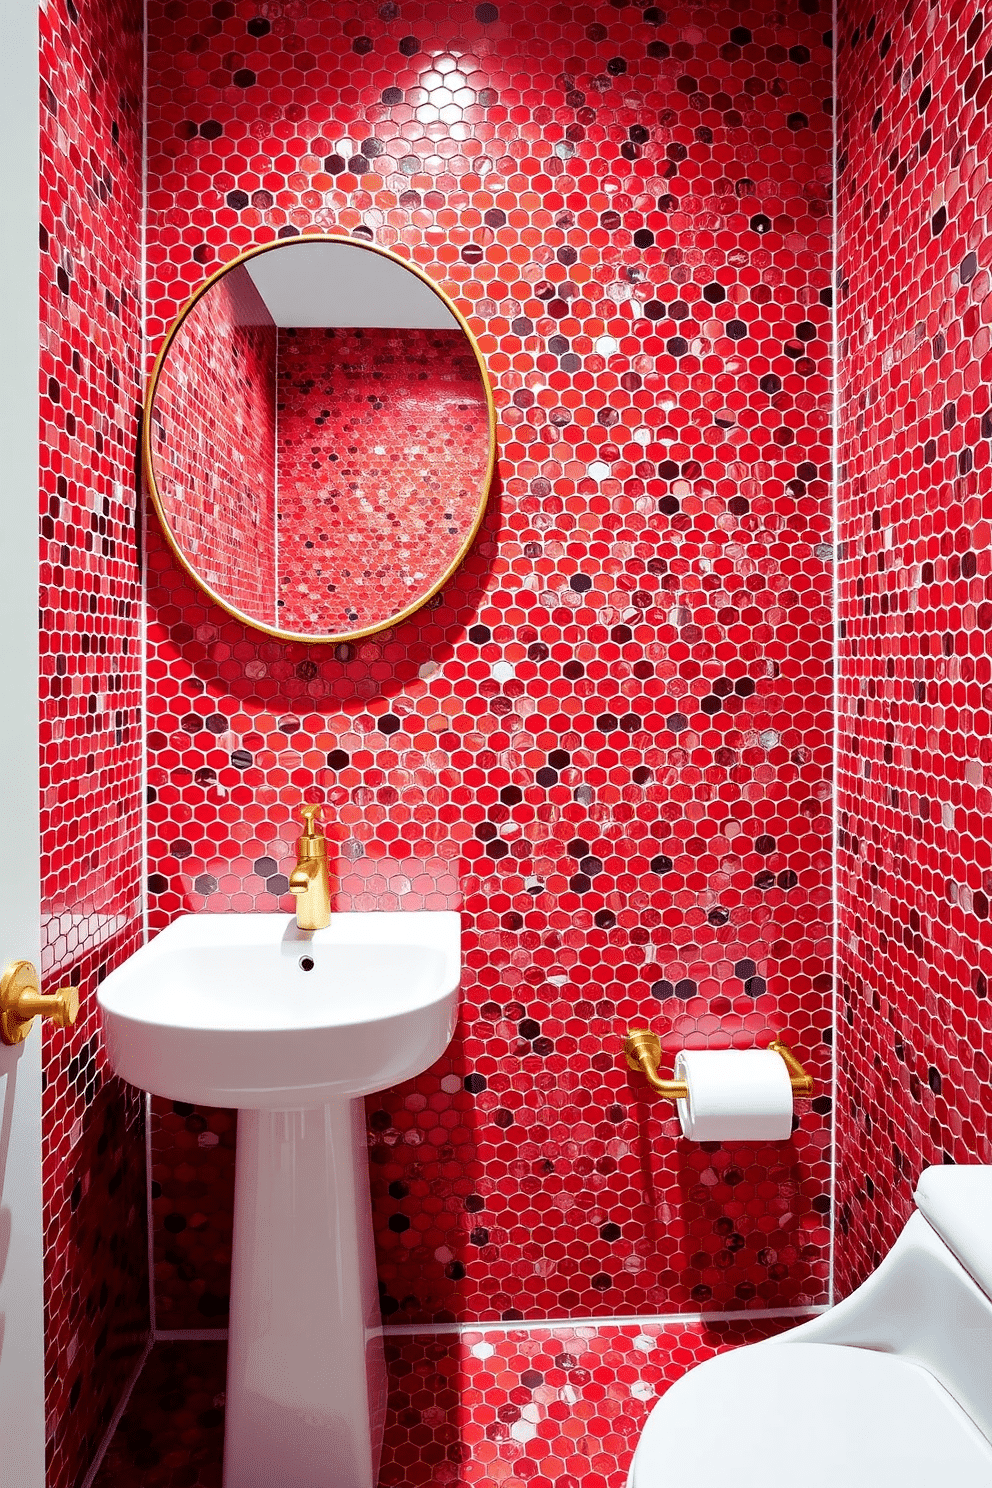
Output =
[{"x1": 630, "y1": 1341, "x2": 992, "y2": 1487}]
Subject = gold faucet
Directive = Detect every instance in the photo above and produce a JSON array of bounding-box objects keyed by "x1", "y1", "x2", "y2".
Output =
[{"x1": 289, "y1": 803, "x2": 331, "y2": 930}]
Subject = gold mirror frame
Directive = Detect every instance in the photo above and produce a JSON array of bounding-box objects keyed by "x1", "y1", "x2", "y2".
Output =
[{"x1": 143, "y1": 233, "x2": 496, "y2": 644}]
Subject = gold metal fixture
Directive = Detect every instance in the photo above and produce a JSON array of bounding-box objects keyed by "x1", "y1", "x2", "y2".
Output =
[
  {"x1": 0, "y1": 961, "x2": 79, "y2": 1046},
  {"x1": 767, "y1": 1037, "x2": 815, "y2": 1097},
  {"x1": 623, "y1": 1029, "x2": 689, "y2": 1100},
  {"x1": 289, "y1": 803, "x2": 332, "y2": 931},
  {"x1": 624, "y1": 1028, "x2": 814, "y2": 1100}
]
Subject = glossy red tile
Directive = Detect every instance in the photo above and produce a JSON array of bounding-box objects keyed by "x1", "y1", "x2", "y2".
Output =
[
  {"x1": 150, "y1": 1098, "x2": 235, "y2": 1330},
  {"x1": 144, "y1": 0, "x2": 834, "y2": 1329},
  {"x1": 41, "y1": 933, "x2": 149, "y2": 1488},
  {"x1": 90, "y1": 1317, "x2": 798, "y2": 1488},
  {"x1": 836, "y1": 0, "x2": 992, "y2": 1294},
  {"x1": 151, "y1": 267, "x2": 279, "y2": 622},
  {"x1": 40, "y1": 2, "x2": 148, "y2": 1484},
  {"x1": 91, "y1": 1340, "x2": 226, "y2": 1488}
]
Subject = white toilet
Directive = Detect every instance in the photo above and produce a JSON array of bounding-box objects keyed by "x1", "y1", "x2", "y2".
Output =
[{"x1": 629, "y1": 1165, "x2": 992, "y2": 1486}]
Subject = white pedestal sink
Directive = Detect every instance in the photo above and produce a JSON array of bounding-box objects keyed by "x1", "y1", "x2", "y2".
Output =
[{"x1": 98, "y1": 912, "x2": 460, "y2": 1488}]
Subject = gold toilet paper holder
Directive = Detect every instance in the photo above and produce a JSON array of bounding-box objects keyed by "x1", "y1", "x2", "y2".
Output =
[{"x1": 624, "y1": 1028, "x2": 814, "y2": 1102}]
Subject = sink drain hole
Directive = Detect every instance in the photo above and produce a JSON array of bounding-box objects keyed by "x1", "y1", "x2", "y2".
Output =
[{"x1": 299, "y1": 956, "x2": 315, "y2": 972}]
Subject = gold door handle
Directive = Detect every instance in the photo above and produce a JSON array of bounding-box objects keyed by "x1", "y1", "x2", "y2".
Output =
[{"x1": 0, "y1": 960, "x2": 79, "y2": 1046}]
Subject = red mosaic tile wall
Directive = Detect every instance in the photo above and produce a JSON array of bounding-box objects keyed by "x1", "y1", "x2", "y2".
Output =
[
  {"x1": 145, "y1": 0, "x2": 834, "y2": 1328},
  {"x1": 42, "y1": 941, "x2": 149, "y2": 1488},
  {"x1": 40, "y1": 0, "x2": 149, "y2": 1482},
  {"x1": 150, "y1": 266, "x2": 278, "y2": 624},
  {"x1": 150, "y1": 1102, "x2": 236, "y2": 1330},
  {"x1": 275, "y1": 325, "x2": 489, "y2": 635},
  {"x1": 835, "y1": 0, "x2": 992, "y2": 1293}
]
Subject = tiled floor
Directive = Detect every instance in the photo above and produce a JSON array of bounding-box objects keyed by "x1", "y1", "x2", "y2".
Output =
[
  {"x1": 92, "y1": 1315, "x2": 798, "y2": 1487},
  {"x1": 92, "y1": 1341, "x2": 226, "y2": 1488}
]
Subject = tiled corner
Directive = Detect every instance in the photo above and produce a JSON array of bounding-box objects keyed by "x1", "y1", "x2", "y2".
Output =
[
  {"x1": 91, "y1": 1340, "x2": 227, "y2": 1488},
  {"x1": 40, "y1": 0, "x2": 148, "y2": 1483},
  {"x1": 90, "y1": 1315, "x2": 798, "y2": 1488},
  {"x1": 42, "y1": 930, "x2": 149, "y2": 1488},
  {"x1": 835, "y1": 0, "x2": 992, "y2": 1290}
]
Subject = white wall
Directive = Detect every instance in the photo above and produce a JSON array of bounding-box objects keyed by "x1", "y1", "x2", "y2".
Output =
[{"x1": 0, "y1": 1, "x2": 45, "y2": 1483}]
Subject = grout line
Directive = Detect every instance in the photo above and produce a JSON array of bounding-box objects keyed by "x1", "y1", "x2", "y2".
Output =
[
  {"x1": 274, "y1": 325, "x2": 280, "y2": 627},
  {"x1": 144, "y1": 1091, "x2": 156, "y2": 1336},
  {"x1": 155, "y1": 1328, "x2": 230, "y2": 1342},
  {"x1": 78, "y1": 1303, "x2": 819, "y2": 1481},
  {"x1": 83, "y1": 12, "x2": 153, "y2": 1485},
  {"x1": 138, "y1": 0, "x2": 149, "y2": 955},
  {"x1": 380, "y1": 1305, "x2": 826, "y2": 1337},
  {"x1": 79, "y1": 1333, "x2": 153, "y2": 1488},
  {"x1": 827, "y1": 0, "x2": 840, "y2": 1313},
  {"x1": 139, "y1": 0, "x2": 156, "y2": 1354}
]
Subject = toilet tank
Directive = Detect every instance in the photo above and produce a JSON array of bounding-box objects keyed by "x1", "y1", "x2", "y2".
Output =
[
  {"x1": 913, "y1": 1165, "x2": 992, "y2": 1298},
  {"x1": 770, "y1": 1167, "x2": 992, "y2": 1444}
]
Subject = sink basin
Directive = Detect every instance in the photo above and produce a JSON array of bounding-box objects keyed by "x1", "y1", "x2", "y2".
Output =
[
  {"x1": 98, "y1": 911, "x2": 460, "y2": 1108},
  {"x1": 98, "y1": 911, "x2": 461, "y2": 1488}
]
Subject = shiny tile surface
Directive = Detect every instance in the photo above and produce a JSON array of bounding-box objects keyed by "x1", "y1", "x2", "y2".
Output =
[
  {"x1": 145, "y1": 0, "x2": 834, "y2": 1329},
  {"x1": 92, "y1": 1341, "x2": 226, "y2": 1488},
  {"x1": 91, "y1": 1316, "x2": 796, "y2": 1487},
  {"x1": 151, "y1": 270, "x2": 279, "y2": 622},
  {"x1": 377, "y1": 1317, "x2": 796, "y2": 1485},
  {"x1": 276, "y1": 325, "x2": 489, "y2": 635},
  {"x1": 40, "y1": 1, "x2": 149, "y2": 1483},
  {"x1": 836, "y1": 0, "x2": 992, "y2": 1293}
]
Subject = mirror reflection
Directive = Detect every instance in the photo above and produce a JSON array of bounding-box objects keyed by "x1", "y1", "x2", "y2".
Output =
[{"x1": 146, "y1": 237, "x2": 494, "y2": 641}]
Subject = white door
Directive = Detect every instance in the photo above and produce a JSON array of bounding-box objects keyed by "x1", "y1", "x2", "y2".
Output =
[{"x1": 0, "y1": 4, "x2": 46, "y2": 1483}]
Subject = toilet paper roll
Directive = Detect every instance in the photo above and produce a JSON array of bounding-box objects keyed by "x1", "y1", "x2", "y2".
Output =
[{"x1": 673, "y1": 1048, "x2": 794, "y2": 1142}]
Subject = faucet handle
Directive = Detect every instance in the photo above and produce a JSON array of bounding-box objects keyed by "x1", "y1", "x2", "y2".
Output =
[{"x1": 300, "y1": 803, "x2": 323, "y2": 837}]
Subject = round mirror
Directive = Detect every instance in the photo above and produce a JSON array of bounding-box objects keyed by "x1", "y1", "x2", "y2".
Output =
[{"x1": 144, "y1": 236, "x2": 495, "y2": 642}]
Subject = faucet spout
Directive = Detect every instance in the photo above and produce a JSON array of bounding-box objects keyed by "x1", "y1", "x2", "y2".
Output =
[{"x1": 290, "y1": 805, "x2": 332, "y2": 930}]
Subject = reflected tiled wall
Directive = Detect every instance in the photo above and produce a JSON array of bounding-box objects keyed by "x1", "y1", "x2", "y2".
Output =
[
  {"x1": 835, "y1": 0, "x2": 992, "y2": 1291},
  {"x1": 276, "y1": 325, "x2": 489, "y2": 634},
  {"x1": 151, "y1": 269, "x2": 278, "y2": 622},
  {"x1": 145, "y1": 0, "x2": 833, "y2": 1327},
  {"x1": 40, "y1": 1, "x2": 148, "y2": 1483}
]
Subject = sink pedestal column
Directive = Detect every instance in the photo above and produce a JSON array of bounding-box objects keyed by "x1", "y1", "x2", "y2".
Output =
[{"x1": 223, "y1": 1100, "x2": 386, "y2": 1488}]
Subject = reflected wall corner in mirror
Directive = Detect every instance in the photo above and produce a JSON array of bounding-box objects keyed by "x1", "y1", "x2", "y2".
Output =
[{"x1": 143, "y1": 234, "x2": 496, "y2": 644}]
